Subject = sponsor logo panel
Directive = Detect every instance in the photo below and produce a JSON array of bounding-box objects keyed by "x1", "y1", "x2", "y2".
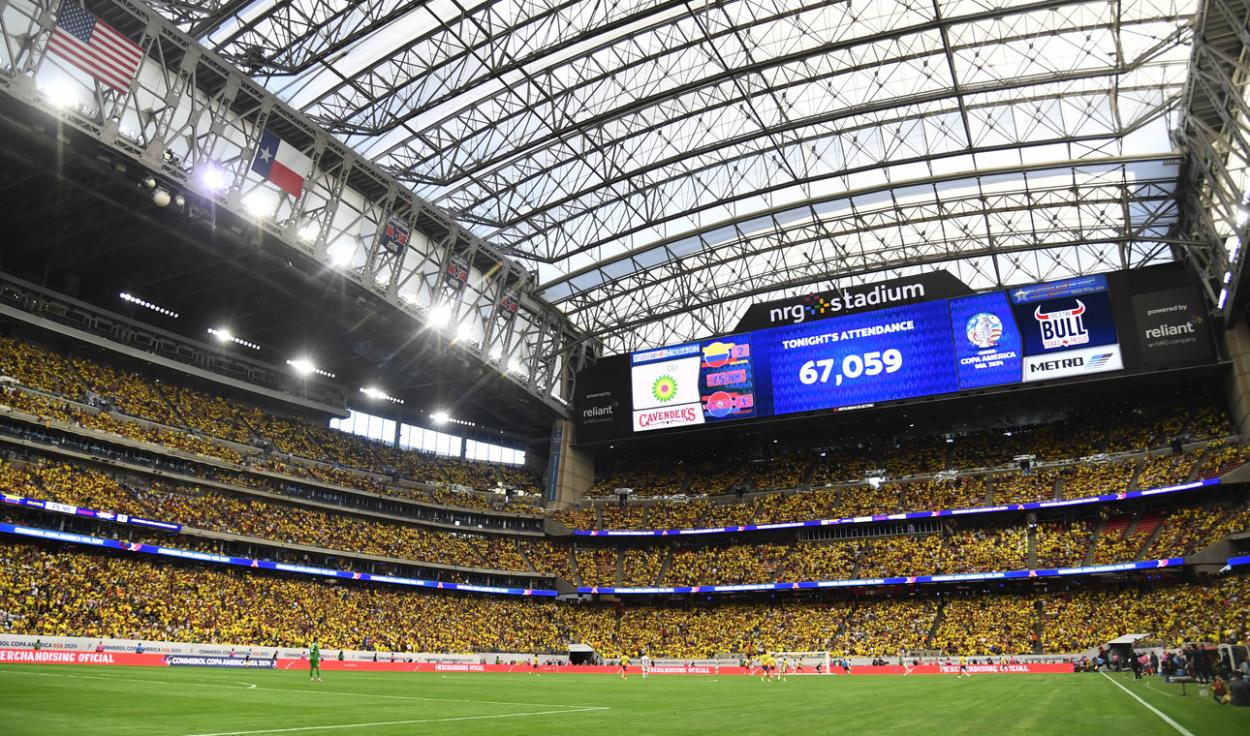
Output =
[
  {"x1": 1131, "y1": 287, "x2": 1213, "y2": 366},
  {"x1": 633, "y1": 405, "x2": 705, "y2": 432},
  {"x1": 1023, "y1": 345, "x2": 1123, "y2": 382}
]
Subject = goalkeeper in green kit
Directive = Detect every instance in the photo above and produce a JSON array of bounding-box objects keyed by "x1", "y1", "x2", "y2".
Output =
[{"x1": 309, "y1": 641, "x2": 322, "y2": 682}]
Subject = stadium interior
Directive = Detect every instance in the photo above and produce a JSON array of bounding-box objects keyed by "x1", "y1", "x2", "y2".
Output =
[{"x1": 0, "y1": 0, "x2": 1249, "y2": 732}]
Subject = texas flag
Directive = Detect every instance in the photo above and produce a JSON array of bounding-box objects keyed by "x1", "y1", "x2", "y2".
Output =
[{"x1": 251, "y1": 129, "x2": 312, "y2": 198}]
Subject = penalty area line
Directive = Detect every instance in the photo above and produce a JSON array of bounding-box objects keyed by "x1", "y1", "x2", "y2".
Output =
[
  {"x1": 1099, "y1": 672, "x2": 1195, "y2": 736},
  {"x1": 182, "y1": 706, "x2": 612, "y2": 736}
]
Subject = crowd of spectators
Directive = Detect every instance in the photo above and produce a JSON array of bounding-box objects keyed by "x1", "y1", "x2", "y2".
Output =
[
  {"x1": 0, "y1": 457, "x2": 532, "y2": 573},
  {"x1": 931, "y1": 594, "x2": 1039, "y2": 655},
  {"x1": 1034, "y1": 520, "x2": 1095, "y2": 568},
  {"x1": 571, "y1": 394, "x2": 1238, "y2": 528},
  {"x1": 4, "y1": 447, "x2": 1247, "y2": 590},
  {"x1": 2, "y1": 541, "x2": 1244, "y2": 659},
  {"x1": 1040, "y1": 578, "x2": 1250, "y2": 652},
  {"x1": 564, "y1": 439, "x2": 1232, "y2": 532},
  {"x1": 0, "y1": 335, "x2": 543, "y2": 510}
]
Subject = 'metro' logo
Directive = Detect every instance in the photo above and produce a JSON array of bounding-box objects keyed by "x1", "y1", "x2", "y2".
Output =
[{"x1": 1033, "y1": 300, "x2": 1089, "y2": 349}]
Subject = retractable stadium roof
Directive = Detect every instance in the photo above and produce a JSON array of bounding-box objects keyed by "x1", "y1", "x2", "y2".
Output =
[{"x1": 150, "y1": 0, "x2": 1244, "y2": 354}]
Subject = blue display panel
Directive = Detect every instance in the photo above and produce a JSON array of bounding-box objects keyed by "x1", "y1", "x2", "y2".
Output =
[
  {"x1": 762, "y1": 299, "x2": 959, "y2": 415},
  {"x1": 699, "y1": 335, "x2": 757, "y2": 421},
  {"x1": 947, "y1": 291, "x2": 1023, "y2": 389},
  {"x1": 626, "y1": 275, "x2": 1125, "y2": 431},
  {"x1": 1009, "y1": 275, "x2": 1123, "y2": 382}
]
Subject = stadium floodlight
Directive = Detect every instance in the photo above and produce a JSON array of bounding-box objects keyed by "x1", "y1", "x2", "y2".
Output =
[
  {"x1": 327, "y1": 245, "x2": 353, "y2": 267},
  {"x1": 43, "y1": 80, "x2": 78, "y2": 109},
  {"x1": 287, "y1": 358, "x2": 335, "y2": 379},
  {"x1": 243, "y1": 192, "x2": 273, "y2": 217},
  {"x1": 152, "y1": 188, "x2": 172, "y2": 208},
  {"x1": 427, "y1": 303, "x2": 452, "y2": 329},
  {"x1": 298, "y1": 222, "x2": 319, "y2": 243},
  {"x1": 197, "y1": 163, "x2": 228, "y2": 193},
  {"x1": 507, "y1": 358, "x2": 525, "y2": 375},
  {"x1": 119, "y1": 292, "x2": 178, "y2": 318},
  {"x1": 430, "y1": 410, "x2": 450, "y2": 424},
  {"x1": 488, "y1": 345, "x2": 504, "y2": 362},
  {"x1": 207, "y1": 328, "x2": 260, "y2": 351},
  {"x1": 360, "y1": 386, "x2": 403, "y2": 404}
]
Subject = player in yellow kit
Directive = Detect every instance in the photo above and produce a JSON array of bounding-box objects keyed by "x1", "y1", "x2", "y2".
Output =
[{"x1": 619, "y1": 654, "x2": 630, "y2": 680}]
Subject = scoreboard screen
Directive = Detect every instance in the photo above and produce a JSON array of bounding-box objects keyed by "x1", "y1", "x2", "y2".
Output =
[{"x1": 628, "y1": 275, "x2": 1123, "y2": 432}]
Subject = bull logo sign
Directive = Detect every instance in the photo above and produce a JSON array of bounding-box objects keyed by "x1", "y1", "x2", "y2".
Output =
[{"x1": 1034, "y1": 300, "x2": 1089, "y2": 349}]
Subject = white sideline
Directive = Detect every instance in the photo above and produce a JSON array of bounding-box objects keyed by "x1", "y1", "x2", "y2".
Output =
[
  {"x1": 1099, "y1": 672, "x2": 1195, "y2": 736},
  {"x1": 182, "y1": 707, "x2": 612, "y2": 736}
]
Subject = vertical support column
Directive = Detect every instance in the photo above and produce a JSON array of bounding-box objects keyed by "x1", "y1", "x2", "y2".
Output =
[
  {"x1": 545, "y1": 418, "x2": 594, "y2": 508},
  {"x1": 1225, "y1": 322, "x2": 1250, "y2": 435}
]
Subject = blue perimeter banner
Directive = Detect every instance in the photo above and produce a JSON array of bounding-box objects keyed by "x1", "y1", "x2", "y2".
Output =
[
  {"x1": 578, "y1": 558, "x2": 1186, "y2": 596},
  {"x1": 1, "y1": 493, "x2": 180, "y2": 532},
  {"x1": 573, "y1": 478, "x2": 1218, "y2": 537},
  {"x1": 166, "y1": 656, "x2": 277, "y2": 668},
  {"x1": 0, "y1": 523, "x2": 557, "y2": 597}
]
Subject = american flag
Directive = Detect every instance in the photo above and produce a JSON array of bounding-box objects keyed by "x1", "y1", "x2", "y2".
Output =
[{"x1": 47, "y1": 1, "x2": 143, "y2": 92}]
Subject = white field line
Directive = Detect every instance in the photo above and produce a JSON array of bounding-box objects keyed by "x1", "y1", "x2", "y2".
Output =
[
  {"x1": 182, "y1": 706, "x2": 611, "y2": 736},
  {"x1": 0, "y1": 667, "x2": 603, "y2": 709},
  {"x1": 0, "y1": 668, "x2": 255, "y2": 689},
  {"x1": 1099, "y1": 672, "x2": 1195, "y2": 736}
]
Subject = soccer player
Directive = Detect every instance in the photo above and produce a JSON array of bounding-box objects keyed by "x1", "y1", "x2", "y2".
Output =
[
  {"x1": 619, "y1": 653, "x2": 630, "y2": 680},
  {"x1": 309, "y1": 640, "x2": 322, "y2": 683},
  {"x1": 641, "y1": 653, "x2": 650, "y2": 679},
  {"x1": 530, "y1": 654, "x2": 540, "y2": 675},
  {"x1": 958, "y1": 655, "x2": 969, "y2": 678}
]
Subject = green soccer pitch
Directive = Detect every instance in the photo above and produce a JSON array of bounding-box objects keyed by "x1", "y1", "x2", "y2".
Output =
[{"x1": 1, "y1": 665, "x2": 1246, "y2": 735}]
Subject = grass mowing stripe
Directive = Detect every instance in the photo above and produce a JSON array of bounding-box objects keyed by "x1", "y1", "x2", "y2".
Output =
[
  {"x1": 0, "y1": 667, "x2": 599, "y2": 709},
  {"x1": 1099, "y1": 672, "x2": 1195, "y2": 736},
  {"x1": 181, "y1": 707, "x2": 613, "y2": 736},
  {"x1": 0, "y1": 669, "x2": 257, "y2": 689}
]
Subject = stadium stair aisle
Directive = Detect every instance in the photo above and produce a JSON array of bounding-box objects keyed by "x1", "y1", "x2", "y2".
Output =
[{"x1": 1082, "y1": 518, "x2": 1105, "y2": 566}]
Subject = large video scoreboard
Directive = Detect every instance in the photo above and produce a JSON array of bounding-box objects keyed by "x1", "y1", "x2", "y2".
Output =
[{"x1": 576, "y1": 266, "x2": 1216, "y2": 441}]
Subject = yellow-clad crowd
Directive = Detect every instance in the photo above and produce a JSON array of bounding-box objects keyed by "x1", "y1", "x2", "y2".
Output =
[
  {"x1": 1, "y1": 542, "x2": 1246, "y2": 658},
  {"x1": 0, "y1": 336, "x2": 542, "y2": 506},
  {"x1": 0, "y1": 457, "x2": 530, "y2": 572}
]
